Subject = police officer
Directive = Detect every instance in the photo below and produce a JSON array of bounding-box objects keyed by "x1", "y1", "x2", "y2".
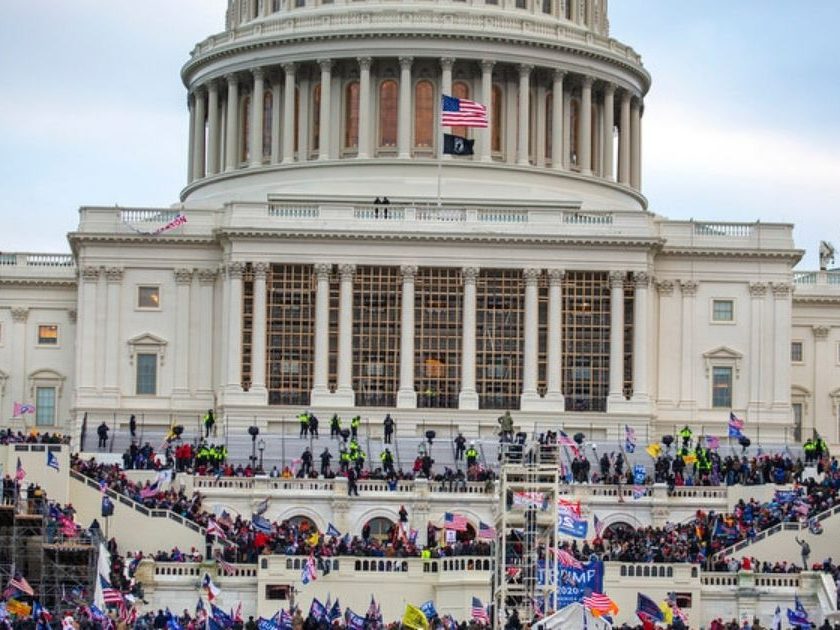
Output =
[
  {"x1": 301, "y1": 448, "x2": 313, "y2": 476},
  {"x1": 330, "y1": 413, "x2": 341, "y2": 438},
  {"x1": 298, "y1": 410, "x2": 310, "y2": 438},
  {"x1": 465, "y1": 442, "x2": 478, "y2": 468},
  {"x1": 320, "y1": 448, "x2": 332, "y2": 477},
  {"x1": 679, "y1": 425, "x2": 693, "y2": 449},
  {"x1": 351, "y1": 415, "x2": 361, "y2": 439},
  {"x1": 203, "y1": 409, "x2": 215, "y2": 438},
  {"x1": 380, "y1": 448, "x2": 395, "y2": 475}
]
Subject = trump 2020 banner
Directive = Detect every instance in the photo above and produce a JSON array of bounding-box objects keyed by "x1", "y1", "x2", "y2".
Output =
[{"x1": 537, "y1": 560, "x2": 604, "y2": 609}]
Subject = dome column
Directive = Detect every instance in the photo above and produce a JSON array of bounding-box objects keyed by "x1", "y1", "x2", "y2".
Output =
[
  {"x1": 578, "y1": 76, "x2": 593, "y2": 175},
  {"x1": 398, "y1": 57, "x2": 414, "y2": 159},
  {"x1": 250, "y1": 68, "x2": 265, "y2": 168},
  {"x1": 480, "y1": 60, "x2": 495, "y2": 163},
  {"x1": 630, "y1": 97, "x2": 642, "y2": 189},
  {"x1": 192, "y1": 87, "x2": 206, "y2": 180},
  {"x1": 618, "y1": 90, "x2": 631, "y2": 185},
  {"x1": 458, "y1": 268, "x2": 479, "y2": 410},
  {"x1": 607, "y1": 271, "x2": 626, "y2": 407},
  {"x1": 225, "y1": 74, "x2": 240, "y2": 171},
  {"x1": 520, "y1": 268, "x2": 540, "y2": 408},
  {"x1": 440, "y1": 57, "x2": 454, "y2": 159},
  {"x1": 311, "y1": 264, "x2": 332, "y2": 407},
  {"x1": 270, "y1": 77, "x2": 282, "y2": 164},
  {"x1": 517, "y1": 65, "x2": 532, "y2": 166},
  {"x1": 601, "y1": 83, "x2": 615, "y2": 180},
  {"x1": 335, "y1": 264, "x2": 356, "y2": 406},
  {"x1": 282, "y1": 63, "x2": 296, "y2": 164},
  {"x1": 318, "y1": 60, "x2": 332, "y2": 161},
  {"x1": 397, "y1": 266, "x2": 418, "y2": 409},
  {"x1": 207, "y1": 81, "x2": 221, "y2": 175},
  {"x1": 357, "y1": 57, "x2": 372, "y2": 159},
  {"x1": 551, "y1": 70, "x2": 565, "y2": 170},
  {"x1": 250, "y1": 263, "x2": 269, "y2": 399},
  {"x1": 187, "y1": 96, "x2": 195, "y2": 184},
  {"x1": 631, "y1": 272, "x2": 650, "y2": 405}
]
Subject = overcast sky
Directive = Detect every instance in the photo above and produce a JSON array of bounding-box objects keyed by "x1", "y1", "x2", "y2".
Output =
[{"x1": 1, "y1": 1, "x2": 838, "y2": 268}]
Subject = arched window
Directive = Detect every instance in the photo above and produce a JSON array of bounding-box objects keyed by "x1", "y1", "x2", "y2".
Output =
[
  {"x1": 378, "y1": 80, "x2": 398, "y2": 149},
  {"x1": 263, "y1": 90, "x2": 273, "y2": 161},
  {"x1": 414, "y1": 80, "x2": 434, "y2": 150},
  {"x1": 545, "y1": 92, "x2": 553, "y2": 160},
  {"x1": 288, "y1": 515, "x2": 317, "y2": 533},
  {"x1": 240, "y1": 95, "x2": 251, "y2": 163},
  {"x1": 344, "y1": 81, "x2": 360, "y2": 150},
  {"x1": 365, "y1": 517, "x2": 395, "y2": 543},
  {"x1": 312, "y1": 84, "x2": 321, "y2": 152},
  {"x1": 570, "y1": 98, "x2": 580, "y2": 167},
  {"x1": 450, "y1": 81, "x2": 470, "y2": 139},
  {"x1": 491, "y1": 85, "x2": 503, "y2": 154}
]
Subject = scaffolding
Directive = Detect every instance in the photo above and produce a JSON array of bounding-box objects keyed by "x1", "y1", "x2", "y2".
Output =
[{"x1": 493, "y1": 440, "x2": 561, "y2": 629}]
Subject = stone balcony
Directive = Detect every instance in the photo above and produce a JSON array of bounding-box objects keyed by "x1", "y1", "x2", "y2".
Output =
[{"x1": 0, "y1": 252, "x2": 76, "y2": 284}]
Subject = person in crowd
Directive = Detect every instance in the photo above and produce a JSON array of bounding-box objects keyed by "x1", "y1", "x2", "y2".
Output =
[
  {"x1": 383, "y1": 413, "x2": 395, "y2": 444},
  {"x1": 308, "y1": 413, "x2": 319, "y2": 438},
  {"x1": 455, "y1": 433, "x2": 466, "y2": 461},
  {"x1": 466, "y1": 442, "x2": 479, "y2": 468},
  {"x1": 203, "y1": 409, "x2": 215, "y2": 438},
  {"x1": 351, "y1": 415, "x2": 361, "y2": 439},
  {"x1": 97, "y1": 422, "x2": 109, "y2": 449},
  {"x1": 320, "y1": 448, "x2": 332, "y2": 477},
  {"x1": 129, "y1": 414, "x2": 137, "y2": 438},
  {"x1": 497, "y1": 411, "x2": 514, "y2": 442},
  {"x1": 298, "y1": 411, "x2": 309, "y2": 438},
  {"x1": 330, "y1": 413, "x2": 341, "y2": 438}
]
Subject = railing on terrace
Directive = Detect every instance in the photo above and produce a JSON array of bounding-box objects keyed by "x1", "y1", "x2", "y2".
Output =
[
  {"x1": 70, "y1": 469, "x2": 205, "y2": 535},
  {"x1": 353, "y1": 206, "x2": 406, "y2": 221},
  {"x1": 194, "y1": 476, "x2": 491, "y2": 495},
  {"x1": 0, "y1": 253, "x2": 74, "y2": 267},
  {"x1": 694, "y1": 222, "x2": 755, "y2": 237},
  {"x1": 267, "y1": 204, "x2": 319, "y2": 219},
  {"x1": 700, "y1": 574, "x2": 737, "y2": 587},
  {"x1": 281, "y1": 556, "x2": 493, "y2": 574},
  {"x1": 120, "y1": 209, "x2": 181, "y2": 224},
  {"x1": 154, "y1": 562, "x2": 257, "y2": 579},
  {"x1": 793, "y1": 270, "x2": 840, "y2": 287},
  {"x1": 563, "y1": 212, "x2": 613, "y2": 225}
]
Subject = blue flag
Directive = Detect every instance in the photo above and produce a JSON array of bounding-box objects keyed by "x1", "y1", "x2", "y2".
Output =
[
  {"x1": 557, "y1": 514, "x2": 589, "y2": 538},
  {"x1": 421, "y1": 601, "x2": 438, "y2": 620},
  {"x1": 636, "y1": 593, "x2": 664, "y2": 623},
  {"x1": 211, "y1": 604, "x2": 233, "y2": 628},
  {"x1": 309, "y1": 598, "x2": 327, "y2": 622},
  {"x1": 326, "y1": 523, "x2": 341, "y2": 537},
  {"x1": 252, "y1": 514, "x2": 272, "y2": 534},
  {"x1": 46, "y1": 451, "x2": 60, "y2": 471},
  {"x1": 328, "y1": 599, "x2": 342, "y2": 622},
  {"x1": 345, "y1": 609, "x2": 366, "y2": 630},
  {"x1": 258, "y1": 619, "x2": 281, "y2": 630}
]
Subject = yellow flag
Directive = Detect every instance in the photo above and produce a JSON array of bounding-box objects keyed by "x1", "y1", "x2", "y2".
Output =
[
  {"x1": 658, "y1": 601, "x2": 673, "y2": 624},
  {"x1": 402, "y1": 604, "x2": 430, "y2": 630},
  {"x1": 7, "y1": 599, "x2": 31, "y2": 616},
  {"x1": 308, "y1": 532, "x2": 320, "y2": 546},
  {"x1": 645, "y1": 443, "x2": 662, "y2": 459},
  {"x1": 682, "y1": 453, "x2": 697, "y2": 465}
]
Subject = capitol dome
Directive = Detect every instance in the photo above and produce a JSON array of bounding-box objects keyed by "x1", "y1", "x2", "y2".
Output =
[{"x1": 180, "y1": 0, "x2": 650, "y2": 211}]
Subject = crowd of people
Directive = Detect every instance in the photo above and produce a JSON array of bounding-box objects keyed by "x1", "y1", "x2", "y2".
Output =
[{"x1": 0, "y1": 428, "x2": 69, "y2": 445}]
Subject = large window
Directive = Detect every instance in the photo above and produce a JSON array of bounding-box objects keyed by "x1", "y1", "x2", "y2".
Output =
[
  {"x1": 491, "y1": 85, "x2": 503, "y2": 154},
  {"x1": 711, "y1": 366, "x2": 733, "y2": 408},
  {"x1": 791, "y1": 341, "x2": 803, "y2": 363},
  {"x1": 378, "y1": 80, "x2": 398, "y2": 149},
  {"x1": 262, "y1": 90, "x2": 273, "y2": 160},
  {"x1": 240, "y1": 95, "x2": 251, "y2": 163},
  {"x1": 312, "y1": 84, "x2": 321, "y2": 153},
  {"x1": 545, "y1": 92, "x2": 553, "y2": 160},
  {"x1": 414, "y1": 80, "x2": 434, "y2": 151},
  {"x1": 365, "y1": 517, "x2": 395, "y2": 543},
  {"x1": 136, "y1": 353, "x2": 157, "y2": 396},
  {"x1": 712, "y1": 299, "x2": 734, "y2": 323},
  {"x1": 344, "y1": 81, "x2": 360, "y2": 150},
  {"x1": 35, "y1": 387, "x2": 56, "y2": 426},
  {"x1": 37, "y1": 325, "x2": 59, "y2": 346}
]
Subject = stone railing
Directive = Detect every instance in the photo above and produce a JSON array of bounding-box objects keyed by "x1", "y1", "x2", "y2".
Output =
[
  {"x1": 658, "y1": 220, "x2": 794, "y2": 251},
  {"x1": 793, "y1": 270, "x2": 840, "y2": 287},
  {"x1": 0, "y1": 253, "x2": 75, "y2": 267},
  {"x1": 193, "y1": 475, "x2": 489, "y2": 496}
]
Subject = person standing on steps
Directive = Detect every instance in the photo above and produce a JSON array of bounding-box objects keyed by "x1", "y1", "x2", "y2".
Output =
[
  {"x1": 97, "y1": 422, "x2": 109, "y2": 449},
  {"x1": 203, "y1": 409, "x2": 215, "y2": 438},
  {"x1": 795, "y1": 536, "x2": 811, "y2": 569},
  {"x1": 320, "y1": 448, "x2": 332, "y2": 477},
  {"x1": 129, "y1": 414, "x2": 137, "y2": 439},
  {"x1": 454, "y1": 433, "x2": 466, "y2": 461},
  {"x1": 298, "y1": 410, "x2": 310, "y2": 438},
  {"x1": 466, "y1": 442, "x2": 479, "y2": 468},
  {"x1": 383, "y1": 414, "x2": 395, "y2": 444},
  {"x1": 308, "y1": 413, "x2": 319, "y2": 438},
  {"x1": 330, "y1": 413, "x2": 341, "y2": 438},
  {"x1": 351, "y1": 415, "x2": 361, "y2": 439}
]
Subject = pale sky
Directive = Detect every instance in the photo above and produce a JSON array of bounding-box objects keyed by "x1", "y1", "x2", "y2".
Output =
[{"x1": 1, "y1": 1, "x2": 838, "y2": 268}]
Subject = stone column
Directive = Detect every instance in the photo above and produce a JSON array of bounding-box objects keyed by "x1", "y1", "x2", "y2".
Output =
[
  {"x1": 282, "y1": 63, "x2": 296, "y2": 163},
  {"x1": 11, "y1": 308, "x2": 28, "y2": 403},
  {"x1": 748, "y1": 283, "x2": 767, "y2": 413},
  {"x1": 579, "y1": 77, "x2": 593, "y2": 175},
  {"x1": 357, "y1": 57, "x2": 372, "y2": 159},
  {"x1": 439, "y1": 57, "x2": 454, "y2": 159},
  {"x1": 480, "y1": 60, "x2": 494, "y2": 162},
  {"x1": 520, "y1": 268, "x2": 540, "y2": 406},
  {"x1": 397, "y1": 266, "x2": 418, "y2": 409},
  {"x1": 630, "y1": 97, "x2": 642, "y2": 189},
  {"x1": 772, "y1": 283, "x2": 792, "y2": 406},
  {"x1": 187, "y1": 95, "x2": 195, "y2": 184},
  {"x1": 618, "y1": 90, "x2": 631, "y2": 185},
  {"x1": 225, "y1": 262, "x2": 245, "y2": 394},
  {"x1": 517, "y1": 65, "x2": 532, "y2": 166},
  {"x1": 336, "y1": 265, "x2": 356, "y2": 404},
  {"x1": 398, "y1": 57, "x2": 413, "y2": 159},
  {"x1": 225, "y1": 74, "x2": 240, "y2": 171},
  {"x1": 173, "y1": 268, "x2": 193, "y2": 398},
  {"x1": 562, "y1": 87, "x2": 572, "y2": 170},
  {"x1": 192, "y1": 88, "x2": 206, "y2": 180},
  {"x1": 631, "y1": 272, "x2": 650, "y2": 403},
  {"x1": 602, "y1": 83, "x2": 615, "y2": 180},
  {"x1": 318, "y1": 59, "x2": 332, "y2": 160},
  {"x1": 535, "y1": 82, "x2": 547, "y2": 168},
  {"x1": 102, "y1": 268, "x2": 123, "y2": 395},
  {"x1": 551, "y1": 70, "x2": 565, "y2": 170},
  {"x1": 250, "y1": 68, "x2": 265, "y2": 167},
  {"x1": 250, "y1": 263, "x2": 269, "y2": 397},
  {"x1": 678, "y1": 281, "x2": 698, "y2": 408},
  {"x1": 311, "y1": 264, "x2": 332, "y2": 404},
  {"x1": 546, "y1": 269, "x2": 564, "y2": 406},
  {"x1": 607, "y1": 271, "x2": 625, "y2": 402},
  {"x1": 207, "y1": 82, "x2": 221, "y2": 175},
  {"x1": 79, "y1": 267, "x2": 99, "y2": 391},
  {"x1": 197, "y1": 269, "x2": 217, "y2": 395},
  {"x1": 270, "y1": 79, "x2": 282, "y2": 164},
  {"x1": 459, "y1": 268, "x2": 479, "y2": 410}
]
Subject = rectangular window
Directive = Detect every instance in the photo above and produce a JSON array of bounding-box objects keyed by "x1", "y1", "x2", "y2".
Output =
[
  {"x1": 37, "y1": 325, "x2": 59, "y2": 345},
  {"x1": 35, "y1": 387, "x2": 56, "y2": 426},
  {"x1": 712, "y1": 299, "x2": 734, "y2": 322},
  {"x1": 265, "y1": 585, "x2": 289, "y2": 600},
  {"x1": 137, "y1": 286, "x2": 161, "y2": 309},
  {"x1": 711, "y1": 366, "x2": 732, "y2": 408},
  {"x1": 791, "y1": 341, "x2": 803, "y2": 363},
  {"x1": 136, "y1": 353, "x2": 157, "y2": 395}
]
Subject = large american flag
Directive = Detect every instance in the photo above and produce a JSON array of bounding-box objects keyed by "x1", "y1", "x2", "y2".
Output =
[
  {"x1": 470, "y1": 597, "x2": 489, "y2": 623},
  {"x1": 477, "y1": 521, "x2": 496, "y2": 540},
  {"x1": 9, "y1": 572, "x2": 34, "y2": 597},
  {"x1": 444, "y1": 512, "x2": 468, "y2": 531},
  {"x1": 441, "y1": 96, "x2": 488, "y2": 128},
  {"x1": 582, "y1": 592, "x2": 617, "y2": 615},
  {"x1": 550, "y1": 548, "x2": 583, "y2": 569},
  {"x1": 99, "y1": 575, "x2": 123, "y2": 605}
]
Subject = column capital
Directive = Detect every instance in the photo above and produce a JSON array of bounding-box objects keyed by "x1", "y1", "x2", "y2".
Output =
[
  {"x1": 282, "y1": 62, "x2": 296, "y2": 74},
  {"x1": 633, "y1": 271, "x2": 650, "y2": 288},
  {"x1": 813, "y1": 325, "x2": 830, "y2": 339},
  {"x1": 81, "y1": 266, "x2": 100, "y2": 281},
  {"x1": 197, "y1": 268, "x2": 218, "y2": 284},
  {"x1": 518, "y1": 64, "x2": 534, "y2": 77},
  {"x1": 192, "y1": 85, "x2": 206, "y2": 98},
  {"x1": 620, "y1": 88, "x2": 633, "y2": 104},
  {"x1": 480, "y1": 60, "x2": 496, "y2": 73},
  {"x1": 462, "y1": 267, "x2": 480, "y2": 283},
  {"x1": 226, "y1": 262, "x2": 245, "y2": 279},
  {"x1": 253, "y1": 262, "x2": 270, "y2": 280},
  {"x1": 225, "y1": 73, "x2": 239, "y2": 86},
  {"x1": 581, "y1": 75, "x2": 595, "y2": 88},
  {"x1": 11, "y1": 307, "x2": 29, "y2": 323},
  {"x1": 206, "y1": 78, "x2": 220, "y2": 93},
  {"x1": 749, "y1": 282, "x2": 768, "y2": 297},
  {"x1": 357, "y1": 57, "x2": 372, "y2": 71},
  {"x1": 602, "y1": 81, "x2": 616, "y2": 95},
  {"x1": 401, "y1": 265, "x2": 418, "y2": 280},
  {"x1": 523, "y1": 268, "x2": 541, "y2": 285},
  {"x1": 339, "y1": 264, "x2": 356, "y2": 280},
  {"x1": 104, "y1": 267, "x2": 124, "y2": 283},
  {"x1": 440, "y1": 57, "x2": 455, "y2": 71},
  {"x1": 399, "y1": 56, "x2": 414, "y2": 70},
  {"x1": 609, "y1": 271, "x2": 625, "y2": 288},
  {"x1": 174, "y1": 268, "x2": 193, "y2": 285},
  {"x1": 552, "y1": 68, "x2": 566, "y2": 82},
  {"x1": 772, "y1": 282, "x2": 792, "y2": 297},
  {"x1": 655, "y1": 280, "x2": 674, "y2": 296},
  {"x1": 548, "y1": 269, "x2": 565, "y2": 286},
  {"x1": 252, "y1": 67, "x2": 265, "y2": 80},
  {"x1": 314, "y1": 263, "x2": 332, "y2": 280},
  {"x1": 679, "y1": 280, "x2": 698, "y2": 297},
  {"x1": 317, "y1": 59, "x2": 332, "y2": 72}
]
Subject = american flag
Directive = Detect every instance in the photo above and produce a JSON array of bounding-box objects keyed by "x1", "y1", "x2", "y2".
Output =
[
  {"x1": 729, "y1": 412, "x2": 744, "y2": 430},
  {"x1": 593, "y1": 514, "x2": 604, "y2": 538},
  {"x1": 206, "y1": 519, "x2": 228, "y2": 540},
  {"x1": 624, "y1": 425, "x2": 636, "y2": 453},
  {"x1": 582, "y1": 592, "x2": 618, "y2": 616},
  {"x1": 99, "y1": 575, "x2": 123, "y2": 605},
  {"x1": 139, "y1": 481, "x2": 159, "y2": 499},
  {"x1": 12, "y1": 402, "x2": 35, "y2": 416},
  {"x1": 9, "y1": 571, "x2": 34, "y2": 597},
  {"x1": 550, "y1": 547, "x2": 583, "y2": 569},
  {"x1": 217, "y1": 556, "x2": 237, "y2": 576},
  {"x1": 478, "y1": 521, "x2": 496, "y2": 540},
  {"x1": 441, "y1": 95, "x2": 488, "y2": 128},
  {"x1": 470, "y1": 597, "x2": 490, "y2": 623},
  {"x1": 15, "y1": 458, "x2": 25, "y2": 482},
  {"x1": 705, "y1": 435, "x2": 721, "y2": 450},
  {"x1": 444, "y1": 512, "x2": 468, "y2": 531},
  {"x1": 556, "y1": 431, "x2": 580, "y2": 456}
]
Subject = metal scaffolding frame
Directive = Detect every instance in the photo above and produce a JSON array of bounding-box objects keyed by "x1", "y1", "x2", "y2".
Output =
[{"x1": 493, "y1": 440, "x2": 561, "y2": 629}]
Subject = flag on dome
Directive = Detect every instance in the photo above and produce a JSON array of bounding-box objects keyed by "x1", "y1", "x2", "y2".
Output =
[{"x1": 441, "y1": 95, "x2": 488, "y2": 128}]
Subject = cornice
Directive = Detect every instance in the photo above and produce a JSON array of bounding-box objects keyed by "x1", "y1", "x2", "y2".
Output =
[
  {"x1": 793, "y1": 294, "x2": 840, "y2": 305},
  {"x1": 657, "y1": 247, "x2": 802, "y2": 262},
  {"x1": 67, "y1": 233, "x2": 217, "y2": 247},
  {"x1": 0, "y1": 278, "x2": 78, "y2": 288}
]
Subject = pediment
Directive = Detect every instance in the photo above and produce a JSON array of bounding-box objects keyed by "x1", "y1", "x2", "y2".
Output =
[
  {"x1": 127, "y1": 333, "x2": 168, "y2": 364},
  {"x1": 702, "y1": 346, "x2": 743, "y2": 360}
]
